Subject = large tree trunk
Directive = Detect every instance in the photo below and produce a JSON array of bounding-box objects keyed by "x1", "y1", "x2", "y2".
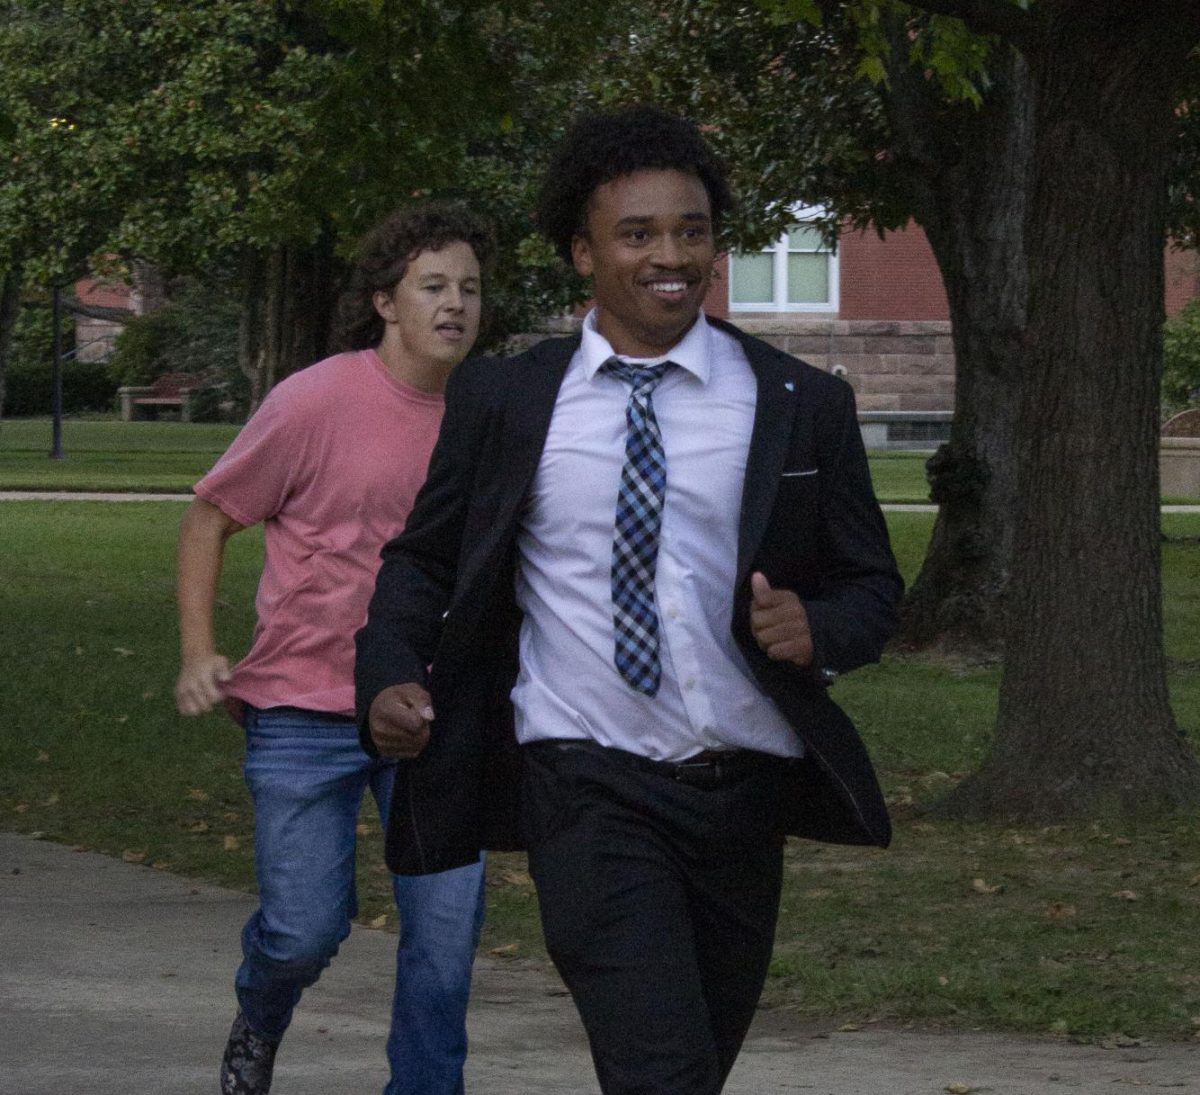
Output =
[
  {"x1": 941, "y1": 2, "x2": 1200, "y2": 820},
  {"x1": 281, "y1": 231, "x2": 339, "y2": 376},
  {"x1": 237, "y1": 237, "x2": 339, "y2": 413},
  {"x1": 884, "y1": 44, "x2": 1032, "y2": 654},
  {"x1": 0, "y1": 261, "x2": 23, "y2": 425}
]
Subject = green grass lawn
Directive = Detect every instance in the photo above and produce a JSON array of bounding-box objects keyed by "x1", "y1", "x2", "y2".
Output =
[
  {"x1": 0, "y1": 417, "x2": 940, "y2": 499},
  {"x1": 0, "y1": 418, "x2": 236, "y2": 491},
  {"x1": 3, "y1": 498, "x2": 1200, "y2": 1039}
]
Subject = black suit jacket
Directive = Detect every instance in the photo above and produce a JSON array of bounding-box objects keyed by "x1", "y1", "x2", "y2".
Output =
[{"x1": 356, "y1": 320, "x2": 903, "y2": 875}]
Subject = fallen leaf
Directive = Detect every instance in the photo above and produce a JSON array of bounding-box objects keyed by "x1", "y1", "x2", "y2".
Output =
[
  {"x1": 1045, "y1": 902, "x2": 1077, "y2": 920},
  {"x1": 489, "y1": 943, "x2": 520, "y2": 957},
  {"x1": 75, "y1": 645, "x2": 84, "y2": 655},
  {"x1": 937, "y1": 975, "x2": 950, "y2": 986},
  {"x1": 1113, "y1": 837, "x2": 1132, "y2": 846},
  {"x1": 223, "y1": 811, "x2": 241, "y2": 822},
  {"x1": 222, "y1": 835, "x2": 241, "y2": 851},
  {"x1": 836, "y1": 1022, "x2": 861, "y2": 1032},
  {"x1": 369, "y1": 914, "x2": 389, "y2": 929},
  {"x1": 185, "y1": 789, "x2": 209, "y2": 802},
  {"x1": 151, "y1": 861, "x2": 174, "y2": 871},
  {"x1": 122, "y1": 849, "x2": 147, "y2": 864},
  {"x1": 972, "y1": 878, "x2": 1002, "y2": 895},
  {"x1": 945, "y1": 1084, "x2": 976, "y2": 1094},
  {"x1": 187, "y1": 821, "x2": 210, "y2": 833},
  {"x1": 43, "y1": 793, "x2": 60, "y2": 806},
  {"x1": 112, "y1": 647, "x2": 135, "y2": 657},
  {"x1": 1110, "y1": 890, "x2": 1139, "y2": 902},
  {"x1": 13, "y1": 803, "x2": 29, "y2": 813},
  {"x1": 35, "y1": 750, "x2": 49, "y2": 763},
  {"x1": 113, "y1": 715, "x2": 128, "y2": 723}
]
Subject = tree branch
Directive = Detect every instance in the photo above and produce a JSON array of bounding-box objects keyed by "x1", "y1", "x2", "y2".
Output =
[
  {"x1": 900, "y1": 0, "x2": 1034, "y2": 44},
  {"x1": 63, "y1": 297, "x2": 132, "y2": 323}
]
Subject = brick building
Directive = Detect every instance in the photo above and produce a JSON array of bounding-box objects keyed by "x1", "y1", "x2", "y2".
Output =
[
  {"x1": 700, "y1": 219, "x2": 1200, "y2": 415},
  {"x1": 72, "y1": 278, "x2": 134, "y2": 362}
]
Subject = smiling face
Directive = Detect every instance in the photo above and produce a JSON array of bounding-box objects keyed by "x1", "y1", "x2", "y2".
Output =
[
  {"x1": 372, "y1": 240, "x2": 482, "y2": 391},
  {"x1": 571, "y1": 168, "x2": 716, "y2": 358}
]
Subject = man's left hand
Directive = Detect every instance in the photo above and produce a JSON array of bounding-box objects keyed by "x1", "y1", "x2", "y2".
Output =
[{"x1": 750, "y1": 572, "x2": 814, "y2": 668}]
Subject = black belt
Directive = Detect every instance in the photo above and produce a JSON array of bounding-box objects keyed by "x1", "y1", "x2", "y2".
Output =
[{"x1": 531, "y1": 739, "x2": 780, "y2": 789}]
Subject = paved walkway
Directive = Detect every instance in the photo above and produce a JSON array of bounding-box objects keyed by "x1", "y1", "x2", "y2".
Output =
[
  {"x1": 2, "y1": 832, "x2": 1198, "y2": 1094},
  {"x1": 3, "y1": 491, "x2": 1199, "y2": 514}
]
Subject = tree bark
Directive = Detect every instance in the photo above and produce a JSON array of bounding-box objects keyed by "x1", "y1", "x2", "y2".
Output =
[
  {"x1": 940, "y1": 1, "x2": 1200, "y2": 820},
  {"x1": 237, "y1": 236, "x2": 339, "y2": 413},
  {"x1": 280, "y1": 231, "x2": 339, "y2": 378},
  {"x1": 0, "y1": 261, "x2": 23, "y2": 425},
  {"x1": 883, "y1": 42, "x2": 1033, "y2": 654}
]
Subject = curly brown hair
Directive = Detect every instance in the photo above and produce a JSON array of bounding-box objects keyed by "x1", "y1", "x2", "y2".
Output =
[{"x1": 336, "y1": 205, "x2": 495, "y2": 350}]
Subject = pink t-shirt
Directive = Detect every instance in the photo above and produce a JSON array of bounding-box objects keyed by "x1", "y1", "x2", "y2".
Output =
[{"x1": 194, "y1": 349, "x2": 445, "y2": 715}]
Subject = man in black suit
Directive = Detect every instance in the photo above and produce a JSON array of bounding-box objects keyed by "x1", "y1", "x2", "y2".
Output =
[{"x1": 356, "y1": 105, "x2": 902, "y2": 1094}]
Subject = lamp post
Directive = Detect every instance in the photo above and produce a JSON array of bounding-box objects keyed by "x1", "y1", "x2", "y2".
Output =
[
  {"x1": 49, "y1": 281, "x2": 64, "y2": 459},
  {"x1": 46, "y1": 115, "x2": 74, "y2": 461}
]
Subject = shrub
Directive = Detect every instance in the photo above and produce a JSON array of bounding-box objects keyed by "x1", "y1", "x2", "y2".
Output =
[
  {"x1": 105, "y1": 309, "x2": 178, "y2": 387},
  {"x1": 1164, "y1": 298, "x2": 1200, "y2": 410},
  {"x1": 187, "y1": 376, "x2": 250, "y2": 423},
  {"x1": 2, "y1": 304, "x2": 116, "y2": 416}
]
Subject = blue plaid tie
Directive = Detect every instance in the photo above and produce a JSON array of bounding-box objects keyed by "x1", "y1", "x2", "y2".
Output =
[{"x1": 603, "y1": 358, "x2": 673, "y2": 696}]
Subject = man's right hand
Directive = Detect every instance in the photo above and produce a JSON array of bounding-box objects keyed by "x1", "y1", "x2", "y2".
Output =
[
  {"x1": 175, "y1": 654, "x2": 232, "y2": 716},
  {"x1": 369, "y1": 683, "x2": 434, "y2": 759}
]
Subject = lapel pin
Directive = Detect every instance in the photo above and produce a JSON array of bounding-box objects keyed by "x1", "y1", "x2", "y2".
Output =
[{"x1": 784, "y1": 381, "x2": 795, "y2": 392}]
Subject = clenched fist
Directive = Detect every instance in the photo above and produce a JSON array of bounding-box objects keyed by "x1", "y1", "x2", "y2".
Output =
[
  {"x1": 369, "y1": 683, "x2": 435, "y2": 759},
  {"x1": 749, "y1": 571, "x2": 813, "y2": 668},
  {"x1": 176, "y1": 653, "x2": 232, "y2": 716}
]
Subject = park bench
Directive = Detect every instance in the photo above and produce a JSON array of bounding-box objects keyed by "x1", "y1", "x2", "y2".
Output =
[
  {"x1": 1161, "y1": 408, "x2": 1200, "y2": 499},
  {"x1": 117, "y1": 372, "x2": 199, "y2": 422}
]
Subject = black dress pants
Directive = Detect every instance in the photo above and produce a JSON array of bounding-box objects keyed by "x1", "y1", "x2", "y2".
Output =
[{"x1": 522, "y1": 740, "x2": 790, "y2": 1095}]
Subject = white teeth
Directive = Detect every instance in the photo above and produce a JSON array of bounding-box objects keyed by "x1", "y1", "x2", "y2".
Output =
[{"x1": 651, "y1": 281, "x2": 687, "y2": 292}]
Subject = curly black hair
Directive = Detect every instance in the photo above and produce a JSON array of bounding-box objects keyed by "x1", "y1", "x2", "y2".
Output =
[
  {"x1": 535, "y1": 105, "x2": 735, "y2": 265},
  {"x1": 336, "y1": 204, "x2": 495, "y2": 350}
]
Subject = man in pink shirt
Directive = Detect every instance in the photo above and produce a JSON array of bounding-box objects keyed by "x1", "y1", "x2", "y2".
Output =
[{"x1": 174, "y1": 206, "x2": 493, "y2": 1095}]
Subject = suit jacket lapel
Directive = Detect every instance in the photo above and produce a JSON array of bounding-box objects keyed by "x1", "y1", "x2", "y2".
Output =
[{"x1": 734, "y1": 332, "x2": 801, "y2": 587}]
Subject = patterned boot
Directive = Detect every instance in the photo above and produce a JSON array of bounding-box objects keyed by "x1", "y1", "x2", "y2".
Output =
[{"x1": 219, "y1": 1011, "x2": 280, "y2": 1095}]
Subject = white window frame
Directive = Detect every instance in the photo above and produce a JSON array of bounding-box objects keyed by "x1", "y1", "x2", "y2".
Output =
[{"x1": 728, "y1": 205, "x2": 839, "y2": 314}]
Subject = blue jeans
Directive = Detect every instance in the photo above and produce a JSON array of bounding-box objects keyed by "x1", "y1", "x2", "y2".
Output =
[{"x1": 236, "y1": 706, "x2": 486, "y2": 1095}]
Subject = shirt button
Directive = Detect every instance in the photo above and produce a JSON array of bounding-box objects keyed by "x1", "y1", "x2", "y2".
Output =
[{"x1": 684, "y1": 677, "x2": 696, "y2": 690}]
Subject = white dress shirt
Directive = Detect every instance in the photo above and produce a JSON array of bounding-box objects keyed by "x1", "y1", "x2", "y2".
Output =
[{"x1": 511, "y1": 310, "x2": 803, "y2": 762}]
